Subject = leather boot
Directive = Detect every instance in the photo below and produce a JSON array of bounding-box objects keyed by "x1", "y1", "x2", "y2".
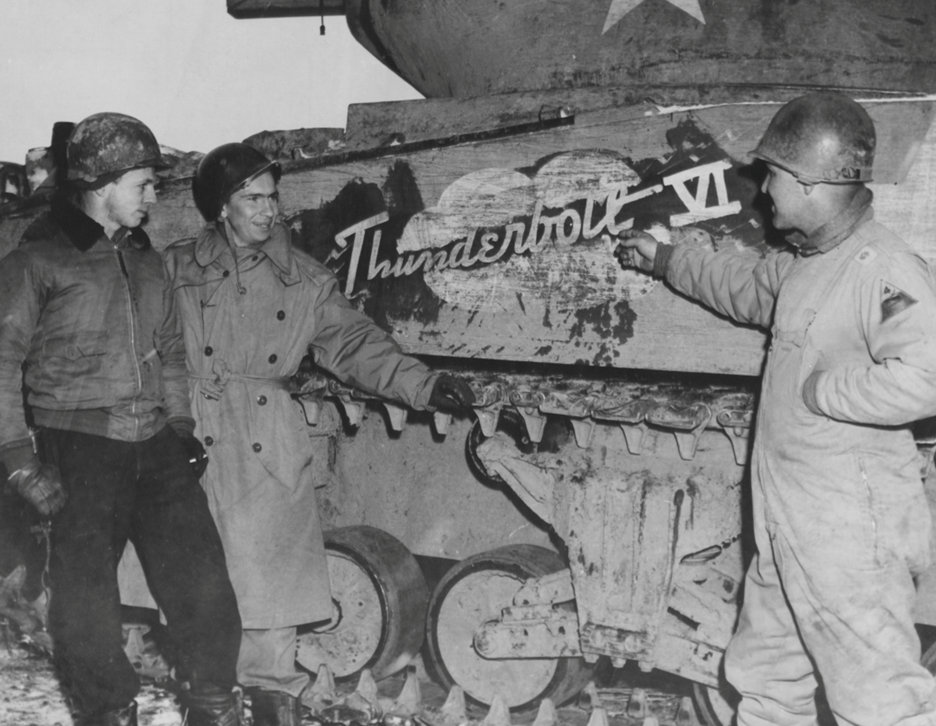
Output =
[
  {"x1": 184, "y1": 684, "x2": 242, "y2": 726},
  {"x1": 248, "y1": 688, "x2": 302, "y2": 726},
  {"x1": 85, "y1": 700, "x2": 138, "y2": 726}
]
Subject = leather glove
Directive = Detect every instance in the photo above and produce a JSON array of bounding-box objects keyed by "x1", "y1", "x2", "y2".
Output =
[
  {"x1": 428, "y1": 374, "x2": 476, "y2": 413},
  {"x1": 7, "y1": 455, "x2": 67, "y2": 517},
  {"x1": 170, "y1": 422, "x2": 209, "y2": 479}
]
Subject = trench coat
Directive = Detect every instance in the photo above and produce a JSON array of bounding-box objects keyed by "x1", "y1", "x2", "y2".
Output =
[{"x1": 122, "y1": 221, "x2": 436, "y2": 629}]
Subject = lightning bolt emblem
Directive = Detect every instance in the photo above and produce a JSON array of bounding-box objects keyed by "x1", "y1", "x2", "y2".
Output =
[{"x1": 603, "y1": 0, "x2": 706, "y2": 33}]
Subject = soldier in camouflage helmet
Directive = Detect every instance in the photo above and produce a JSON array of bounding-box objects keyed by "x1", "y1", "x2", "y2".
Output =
[{"x1": 0, "y1": 113, "x2": 242, "y2": 726}]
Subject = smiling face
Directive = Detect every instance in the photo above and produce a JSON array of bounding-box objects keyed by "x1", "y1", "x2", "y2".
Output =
[
  {"x1": 100, "y1": 167, "x2": 157, "y2": 233},
  {"x1": 221, "y1": 172, "x2": 279, "y2": 248}
]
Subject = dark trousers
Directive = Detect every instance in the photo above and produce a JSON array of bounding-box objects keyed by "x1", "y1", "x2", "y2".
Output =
[{"x1": 39, "y1": 426, "x2": 241, "y2": 716}]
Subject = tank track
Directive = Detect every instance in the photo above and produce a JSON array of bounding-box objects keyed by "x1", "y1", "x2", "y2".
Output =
[
  {"x1": 300, "y1": 662, "x2": 710, "y2": 726},
  {"x1": 289, "y1": 368, "x2": 756, "y2": 467}
]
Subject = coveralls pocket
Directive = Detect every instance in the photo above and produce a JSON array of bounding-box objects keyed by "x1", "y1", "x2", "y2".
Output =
[{"x1": 854, "y1": 450, "x2": 932, "y2": 575}]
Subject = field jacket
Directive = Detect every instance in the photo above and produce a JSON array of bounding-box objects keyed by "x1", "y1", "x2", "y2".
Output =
[{"x1": 0, "y1": 195, "x2": 192, "y2": 471}]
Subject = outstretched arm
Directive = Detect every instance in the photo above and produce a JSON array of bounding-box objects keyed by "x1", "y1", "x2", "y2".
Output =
[{"x1": 617, "y1": 230, "x2": 792, "y2": 329}]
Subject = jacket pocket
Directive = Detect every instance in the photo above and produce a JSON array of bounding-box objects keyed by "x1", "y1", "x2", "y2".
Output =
[
  {"x1": 39, "y1": 331, "x2": 110, "y2": 379},
  {"x1": 42, "y1": 331, "x2": 109, "y2": 360}
]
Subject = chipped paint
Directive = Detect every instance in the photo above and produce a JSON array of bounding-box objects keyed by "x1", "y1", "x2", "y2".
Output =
[
  {"x1": 567, "y1": 300, "x2": 638, "y2": 365},
  {"x1": 277, "y1": 110, "x2": 896, "y2": 373},
  {"x1": 329, "y1": 142, "x2": 754, "y2": 315}
]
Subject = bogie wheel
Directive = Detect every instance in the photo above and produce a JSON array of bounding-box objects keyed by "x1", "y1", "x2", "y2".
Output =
[
  {"x1": 296, "y1": 525, "x2": 429, "y2": 681},
  {"x1": 692, "y1": 679, "x2": 738, "y2": 726},
  {"x1": 425, "y1": 544, "x2": 596, "y2": 712}
]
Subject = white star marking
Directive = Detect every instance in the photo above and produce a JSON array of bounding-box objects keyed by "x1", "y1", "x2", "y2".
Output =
[{"x1": 603, "y1": 0, "x2": 706, "y2": 33}]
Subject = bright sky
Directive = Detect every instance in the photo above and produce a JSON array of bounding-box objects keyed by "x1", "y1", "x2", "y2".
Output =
[{"x1": 0, "y1": 0, "x2": 422, "y2": 163}]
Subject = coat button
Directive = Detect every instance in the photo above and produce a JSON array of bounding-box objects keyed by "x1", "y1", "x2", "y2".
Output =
[
  {"x1": 276, "y1": 310, "x2": 285, "y2": 320},
  {"x1": 252, "y1": 443, "x2": 262, "y2": 452},
  {"x1": 268, "y1": 354, "x2": 277, "y2": 364},
  {"x1": 257, "y1": 395, "x2": 267, "y2": 405},
  {"x1": 204, "y1": 436, "x2": 214, "y2": 446},
  {"x1": 204, "y1": 346, "x2": 213, "y2": 356}
]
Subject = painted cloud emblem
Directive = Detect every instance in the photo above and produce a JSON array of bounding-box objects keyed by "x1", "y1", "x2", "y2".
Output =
[{"x1": 397, "y1": 150, "x2": 658, "y2": 312}]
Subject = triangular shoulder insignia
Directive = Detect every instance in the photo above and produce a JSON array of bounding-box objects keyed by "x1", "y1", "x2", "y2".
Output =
[{"x1": 881, "y1": 280, "x2": 918, "y2": 322}]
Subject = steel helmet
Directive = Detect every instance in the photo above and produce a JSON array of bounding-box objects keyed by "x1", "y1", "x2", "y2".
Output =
[
  {"x1": 193, "y1": 143, "x2": 281, "y2": 221},
  {"x1": 67, "y1": 112, "x2": 167, "y2": 188},
  {"x1": 751, "y1": 92, "x2": 875, "y2": 184}
]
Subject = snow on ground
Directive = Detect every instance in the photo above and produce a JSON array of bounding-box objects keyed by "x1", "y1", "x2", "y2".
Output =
[{"x1": 0, "y1": 640, "x2": 183, "y2": 726}]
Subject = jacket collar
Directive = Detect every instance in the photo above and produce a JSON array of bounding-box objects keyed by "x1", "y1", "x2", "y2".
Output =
[
  {"x1": 789, "y1": 186, "x2": 874, "y2": 257},
  {"x1": 50, "y1": 192, "x2": 151, "y2": 252},
  {"x1": 194, "y1": 221, "x2": 299, "y2": 283}
]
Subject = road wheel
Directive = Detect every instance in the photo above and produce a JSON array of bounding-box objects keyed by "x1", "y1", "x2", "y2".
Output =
[
  {"x1": 425, "y1": 544, "x2": 595, "y2": 712},
  {"x1": 296, "y1": 526, "x2": 428, "y2": 680}
]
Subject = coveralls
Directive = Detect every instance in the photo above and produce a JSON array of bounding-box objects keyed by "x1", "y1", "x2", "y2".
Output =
[
  {"x1": 0, "y1": 195, "x2": 241, "y2": 716},
  {"x1": 662, "y1": 192, "x2": 936, "y2": 725},
  {"x1": 162, "y1": 221, "x2": 437, "y2": 696}
]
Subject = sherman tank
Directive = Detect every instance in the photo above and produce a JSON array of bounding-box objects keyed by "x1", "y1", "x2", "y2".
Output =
[{"x1": 2, "y1": 2, "x2": 935, "y2": 724}]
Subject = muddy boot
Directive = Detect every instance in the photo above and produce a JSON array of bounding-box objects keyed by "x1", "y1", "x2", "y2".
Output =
[
  {"x1": 248, "y1": 688, "x2": 301, "y2": 726},
  {"x1": 86, "y1": 700, "x2": 138, "y2": 726},
  {"x1": 184, "y1": 684, "x2": 242, "y2": 726}
]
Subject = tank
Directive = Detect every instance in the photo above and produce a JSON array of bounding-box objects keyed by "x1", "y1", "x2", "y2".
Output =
[{"x1": 2, "y1": 2, "x2": 935, "y2": 723}]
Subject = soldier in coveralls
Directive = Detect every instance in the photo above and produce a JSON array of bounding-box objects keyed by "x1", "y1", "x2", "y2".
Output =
[
  {"x1": 148, "y1": 143, "x2": 473, "y2": 726},
  {"x1": 618, "y1": 92, "x2": 936, "y2": 726},
  {"x1": 0, "y1": 113, "x2": 242, "y2": 726}
]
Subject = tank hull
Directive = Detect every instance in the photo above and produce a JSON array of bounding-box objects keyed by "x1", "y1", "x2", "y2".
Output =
[{"x1": 137, "y1": 88, "x2": 936, "y2": 377}]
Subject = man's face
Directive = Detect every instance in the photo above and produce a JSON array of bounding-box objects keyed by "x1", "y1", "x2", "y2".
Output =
[
  {"x1": 102, "y1": 167, "x2": 157, "y2": 230},
  {"x1": 221, "y1": 172, "x2": 279, "y2": 248},
  {"x1": 761, "y1": 163, "x2": 806, "y2": 231}
]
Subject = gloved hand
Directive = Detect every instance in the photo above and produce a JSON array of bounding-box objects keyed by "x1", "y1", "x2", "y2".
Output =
[
  {"x1": 169, "y1": 422, "x2": 209, "y2": 479},
  {"x1": 7, "y1": 455, "x2": 67, "y2": 517},
  {"x1": 428, "y1": 374, "x2": 476, "y2": 413},
  {"x1": 179, "y1": 433, "x2": 209, "y2": 479}
]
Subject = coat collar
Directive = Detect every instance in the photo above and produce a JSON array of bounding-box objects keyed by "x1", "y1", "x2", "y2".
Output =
[
  {"x1": 194, "y1": 221, "x2": 299, "y2": 283},
  {"x1": 50, "y1": 192, "x2": 150, "y2": 252}
]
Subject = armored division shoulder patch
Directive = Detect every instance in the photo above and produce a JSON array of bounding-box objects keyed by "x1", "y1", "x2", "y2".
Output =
[{"x1": 881, "y1": 280, "x2": 918, "y2": 322}]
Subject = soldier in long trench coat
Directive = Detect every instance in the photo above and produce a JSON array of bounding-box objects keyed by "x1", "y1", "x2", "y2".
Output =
[{"x1": 121, "y1": 143, "x2": 474, "y2": 726}]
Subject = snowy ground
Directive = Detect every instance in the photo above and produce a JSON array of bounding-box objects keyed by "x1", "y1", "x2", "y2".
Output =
[
  {"x1": 0, "y1": 633, "x2": 700, "y2": 726},
  {"x1": 0, "y1": 639, "x2": 183, "y2": 726}
]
